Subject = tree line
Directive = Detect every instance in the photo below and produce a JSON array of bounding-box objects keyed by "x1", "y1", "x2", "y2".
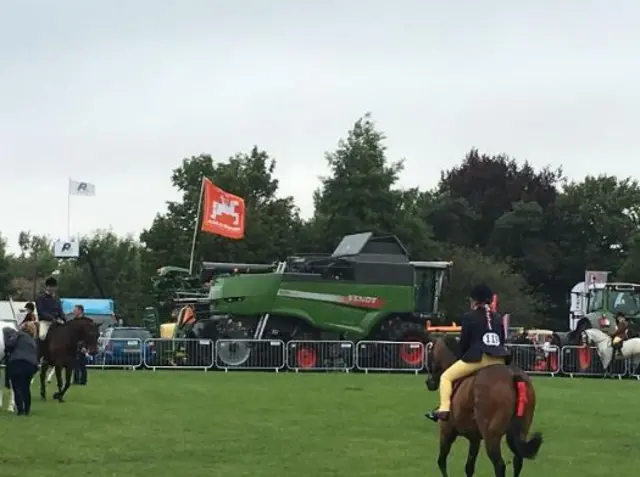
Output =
[{"x1": 2, "y1": 113, "x2": 640, "y2": 329}]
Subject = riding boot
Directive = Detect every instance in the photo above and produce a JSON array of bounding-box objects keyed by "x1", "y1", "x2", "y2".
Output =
[{"x1": 425, "y1": 409, "x2": 450, "y2": 422}]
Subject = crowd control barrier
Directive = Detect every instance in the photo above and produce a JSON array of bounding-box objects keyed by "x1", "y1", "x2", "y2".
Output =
[
  {"x1": 560, "y1": 345, "x2": 628, "y2": 378},
  {"x1": 88, "y1": 338, "x2": 144, "y2": 369},
  {"x1": 75, "y1": 338, "x2": 640, "y2": 378},
  {"x1": 506, "y1": 344, "x2": 560, "y2": 376},
  {"x1": 356, "y1": 341, "x2": 425, "y2": 373},
  {"x1": 143, "y1": 338, "x2": 215, "y2": 370},
  {"x1": 630, "y1": 361, "x2": 640, "y2": 379},
  {"x1": 286, "y1": 341, "x2": 355, "y2": 372},
  {"x1": 215, "y1": 339, "x2": 286, "y2": 371}
]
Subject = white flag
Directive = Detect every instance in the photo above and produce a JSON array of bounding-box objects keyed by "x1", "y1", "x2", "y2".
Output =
[{"x1": 69, "y1": 179, "x2": 96, "y2": 196}]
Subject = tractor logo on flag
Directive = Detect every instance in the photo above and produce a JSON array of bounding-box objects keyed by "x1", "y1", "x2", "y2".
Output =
[{"x1": 211, "y1": 197, "x2": 241, "y2": 227}]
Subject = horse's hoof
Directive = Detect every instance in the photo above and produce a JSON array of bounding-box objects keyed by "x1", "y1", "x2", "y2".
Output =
[{"x1": 52, "y1": 392, "x2": 60, "y2": 400}]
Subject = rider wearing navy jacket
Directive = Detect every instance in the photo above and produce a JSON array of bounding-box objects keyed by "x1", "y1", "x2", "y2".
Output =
[
  {"x1": 427, "y1": 285, "x2": 511, "y2": 422},
  {"x1": 34, "y1": 276, "x2": 65, "y2": 341}
]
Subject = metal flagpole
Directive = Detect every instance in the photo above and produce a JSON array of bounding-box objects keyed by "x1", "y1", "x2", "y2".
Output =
[
  {"x1": 188, "y1": 178, "x2": 206, "y2": 275},
  {"x1": 67, "y1": 177, "x2": 72, "y2": 237}
]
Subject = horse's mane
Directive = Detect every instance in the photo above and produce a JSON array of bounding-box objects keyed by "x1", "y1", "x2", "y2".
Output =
[
  {"x1": 441, "y1": 335, "x2": 461, "y2": 359},
  {"x1": 68, "y1": 317, "x2": 94, "y2": 326}
]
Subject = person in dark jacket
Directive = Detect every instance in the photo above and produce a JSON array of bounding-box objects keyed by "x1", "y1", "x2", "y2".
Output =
[
  {"x1": 71, "y1": 305, "x2": 89, "y2": 385},
  {"x1": 4, "y1": 322, "x2": 39, "y2": 416},
  {"x1": 35, "y1": 276, "x2": 65, "y2": 341},
  {"x1": 426, "y1": 284, "x2": 511, "y2": 422}
]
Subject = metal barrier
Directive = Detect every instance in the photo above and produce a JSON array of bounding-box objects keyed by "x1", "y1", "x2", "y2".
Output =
[
  {"x1": 355, "y1": 341, "x2": 425, "y2": 373},
  {"x1": 560, "y1": 345, "x2": 628, "y2": 378},
  {"x1": 75, "y1": 338, "x2": 640, "y2": 378},
  {"x1": 143, "y1": 339, "x2": 214, "y2": 370},
  {"x1": 89, "y1": 338, "x2": 143, "y2": 369},
  {"x1": 215, "y1": 339, "x2": 285, "y2": 371},
  {"x1": 507, "y1": 344, "x2": 560, "y2": 376},
  {"x1": 629, "y1": 360, "x2": 640, "y2": 379},
  {"x1": 286, "y1": 341, "x2": 355, "y2": 372}
]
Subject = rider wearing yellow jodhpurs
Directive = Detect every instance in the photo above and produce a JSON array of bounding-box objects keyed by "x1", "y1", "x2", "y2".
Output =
[{"x1": 427, "y1": 284, "x2": 512, "y2": 422}]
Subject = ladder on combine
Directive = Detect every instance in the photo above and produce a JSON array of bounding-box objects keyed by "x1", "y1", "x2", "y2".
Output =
[{"x1": 254, "y1": 261, "x2": 287, "y2": 339}]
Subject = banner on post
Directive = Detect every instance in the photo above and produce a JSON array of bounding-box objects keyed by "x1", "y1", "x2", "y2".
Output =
[
  {"x1": 53, "y1": 238, "x2": 80, "y2": 258},
  {"x1": 200, "y1": 179, "x2": 245, "y2": 239}
]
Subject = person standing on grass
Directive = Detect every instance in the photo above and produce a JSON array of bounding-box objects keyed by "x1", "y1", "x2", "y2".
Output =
[
  {"x1": 3, "y1": 322, "x2": 39, "y2": 416},
  {"x1": 72, "y1": 305, "x2": 90, "y2": 385}
]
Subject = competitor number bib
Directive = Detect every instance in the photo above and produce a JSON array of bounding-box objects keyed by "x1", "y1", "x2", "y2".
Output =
[{"x1": 482, "y1": 332, "x2": 500, "y2": 346}]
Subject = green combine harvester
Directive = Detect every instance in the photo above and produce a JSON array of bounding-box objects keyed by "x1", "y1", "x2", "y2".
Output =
[{"x1": 203, "y1": 232, "x2": 452, "y2": 368}]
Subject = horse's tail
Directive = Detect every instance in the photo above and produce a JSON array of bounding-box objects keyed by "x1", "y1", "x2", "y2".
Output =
[{"x1": 506, "y1": 374, "x2": 543, "y2": 460}]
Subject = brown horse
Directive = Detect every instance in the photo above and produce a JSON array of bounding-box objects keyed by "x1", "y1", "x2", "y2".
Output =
[
  {"x1": 425, "y1": 336, "x2": 542, "y2": 477},
  {"x1": 39, "y1": 318, "x2": 100, "y2": 402}
]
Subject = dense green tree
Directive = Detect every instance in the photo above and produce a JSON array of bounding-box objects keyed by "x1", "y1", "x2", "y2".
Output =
[
  {"x1": 312, "y1": 114, "x2": 403, "y2": 248},
  {"x1": 439, "y1": 246, "x2": 542, "y2": 327},
  {"x1": 488, "y1": 201, "x2": 561, "y2": 286},
  {"x1": 555, "y1": 175, "x2": 640, "y2": 272},
  {"x1": 10, "y1": 232, "x2": 57, "y2": 300},
  {"x1": 438, "y1": 149, "x2": 563, "y2": 248},
  {"x1": 0, "y1": 234, "x2": 15, "y2": 299},
  {"x1": 141, "y1": 147, "x2": 303, "y2": 268},
  {"x1": 311, "y1": 113, "x2": 438, "y2": 258},
  {"x1": 424, "y1": 194, "x2": 479, "y2": 248},
  {"x1": 617, "y1": 231, "x2": 640, "y2": 282},
  {"x1": 56, "y1": 231, "x2": 150, "y2": 323}
]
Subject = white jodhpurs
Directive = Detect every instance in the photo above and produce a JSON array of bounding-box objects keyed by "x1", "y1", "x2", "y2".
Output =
[{"x1": 38, "y1": 321, "x2": 51, "y2": 340}]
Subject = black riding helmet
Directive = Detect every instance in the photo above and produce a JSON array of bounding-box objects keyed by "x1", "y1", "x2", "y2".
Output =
[
  {"x1": 470, "y1": 284, "x2": 493, "y2": 304},
  {"x1": 44, "y1": 276, "x2": 58, "y2": 287}
]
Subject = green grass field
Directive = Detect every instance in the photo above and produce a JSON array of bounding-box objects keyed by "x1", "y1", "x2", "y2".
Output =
[{"x1": 2, "y1": 371, "x2": 639, "y2": 477}]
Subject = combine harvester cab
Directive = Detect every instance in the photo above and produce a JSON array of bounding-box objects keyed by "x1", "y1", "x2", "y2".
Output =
[{"x1": 208, "y1": 232, "x2": 452, "y2": 369}]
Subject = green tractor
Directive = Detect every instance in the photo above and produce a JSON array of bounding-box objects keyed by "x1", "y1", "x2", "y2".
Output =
[
  {"x1": 202, "y1": 232, "x2": 452, "y2": 368},
  {"x1": 571, "y1": 277, "x2": 640, "y2": 334}
]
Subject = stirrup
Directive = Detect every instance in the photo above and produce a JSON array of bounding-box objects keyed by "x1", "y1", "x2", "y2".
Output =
[{"x1": 425, "y1": 409, "x2": 450, "y2": 422}]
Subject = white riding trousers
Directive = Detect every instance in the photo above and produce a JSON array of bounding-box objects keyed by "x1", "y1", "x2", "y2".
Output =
[{"x1": 38, "y1": 321, "x2": 51, "y2": 340}]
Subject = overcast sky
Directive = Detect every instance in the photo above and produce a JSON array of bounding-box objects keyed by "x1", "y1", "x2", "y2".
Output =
[{"x1": 1, "y1": 0, "x2": 639, "y2": 254}]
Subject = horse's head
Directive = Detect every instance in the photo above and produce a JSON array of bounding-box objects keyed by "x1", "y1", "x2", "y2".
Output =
[
  {"x1": 581, "y1": 328, "x2": 607, "y2": 347},
  {"x1": 425, "y1": 336, "x2": 460, "y2": 391},
  {"x1": 70, "y1": 318, "x2": 101, "y2": 354},
  {"x1": 580, "y1": 330, "x2": 590, "y2": 346}
]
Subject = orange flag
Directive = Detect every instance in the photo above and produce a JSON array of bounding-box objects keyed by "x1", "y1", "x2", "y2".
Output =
[{"x1": 200, "y1": 178, "x2": 245, "y2": 239}]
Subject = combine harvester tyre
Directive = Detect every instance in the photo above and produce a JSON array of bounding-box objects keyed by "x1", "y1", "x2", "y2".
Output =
[{"x1": 217, "y1": 340, "x2": 252, "y2": 367}]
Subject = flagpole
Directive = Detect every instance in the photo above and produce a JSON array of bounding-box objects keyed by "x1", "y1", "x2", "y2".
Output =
[
  {"x1": 188, "y1": 178, "x2": 206, "y2": 275},
  {"x1": 67, "y1": 177, "x2": 71, "y2": 237}
]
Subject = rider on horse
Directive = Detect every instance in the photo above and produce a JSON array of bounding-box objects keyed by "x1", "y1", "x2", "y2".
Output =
[
  {"x1": 34, "y1": 276, "x2": 65, "y2": 343},
  {"x1": 427, "y1": 284, "x2": 511, "y2": 422},
  {"x1": 611, "y1": 312, "x2": 629, "y2": 359}
]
